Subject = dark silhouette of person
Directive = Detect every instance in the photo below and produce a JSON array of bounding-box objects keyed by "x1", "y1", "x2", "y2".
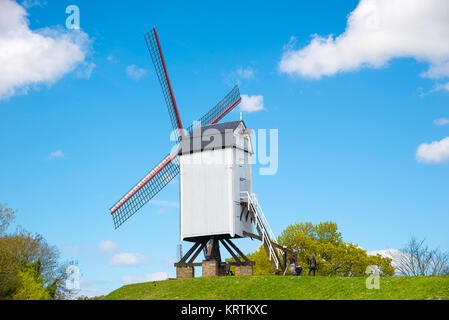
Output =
[
  {"x1": 295, "y1": 263, "x2": 303, "y2": 276},
  {"x1": 309, "y1": 255, "x2": 317, "y2": 276}
]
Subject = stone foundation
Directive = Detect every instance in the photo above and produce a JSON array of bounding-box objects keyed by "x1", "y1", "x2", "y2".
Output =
[
  {"x1": 235, "y1": 265, "x2": 253, "y2": 276},
  {"x1": 176, "y1": 266, "x2": 195, "y2": 279},
  {"x1": 202, "y1": 260, "x2": 219, "y2": 277}
]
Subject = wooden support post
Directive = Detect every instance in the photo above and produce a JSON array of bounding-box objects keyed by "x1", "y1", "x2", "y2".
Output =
[
  {"x1": 179, "y1": 242, "x2": 201, "y2": 263},
  {"x1": 188, "y1": 240, "x2": 208, "y2": 264},
  {"x1": 205, "y1": 237, "x2": 221, "y2": 261},
  {"x1": 224, "y1": 239, "x2": 251, "y2": 264},
  {"x1": 219, "y1": 239, "x2": 242, "y2": 265}
]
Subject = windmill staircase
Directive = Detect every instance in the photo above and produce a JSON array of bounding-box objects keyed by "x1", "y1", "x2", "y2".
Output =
[{"x1": 240, "y1": 192, "x2": 296, "y2": 275}]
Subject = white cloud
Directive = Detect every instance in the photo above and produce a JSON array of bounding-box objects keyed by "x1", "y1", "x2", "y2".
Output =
[
  {"x1": 235, "y1": 67, "x2": 255, "y2": 80},
  {"x1": 367, "y1": 248, "x2": 404, "y2": 271},
  {"x1": 279, "y1": 0, "x2": 449, "y2": 82},
  {"x1": 434, "y1": 118, "x2": 449, "y2": 126},
  {"x1": 20, "y1": 0, "x2": 44, "y2": 9},
  {"x1": 431, "y1": 82, "x2": 449, "y2": 93},
  {"x1": 416, "y1": 137, "x2": 449, "y2": 163},
  {"x1": 48, "y1": 149, "x2": 64, "y2": 159},
  {"x1": 98, "y1": 240, "x2": 118, "y2": 254},
  {"x1": 76, "y1": 62, "x2": 96, "y2": 79},
  {"x1": 0, "y1": 0, "x2": 93, "y2": 100},
  {"x1": 126, "y1": 64, "x2": 147, "y2": 80},
  {"x1": 109, "y1": 253, "x2": 147, "y2": 266},
  {"x1": 227, "y1": 67, "x2": 255, "y2": 85},
  {"x1": 121, "y1": 272, "x2": 169, "y2": 284},
  {"x1": 240, "y1": 94, "x2": 264, "y2": 113}
]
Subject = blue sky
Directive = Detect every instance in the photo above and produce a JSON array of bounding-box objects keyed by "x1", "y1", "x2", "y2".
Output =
[{"x1": 1, "y1": 0, "x2": 448, "y2": 296}]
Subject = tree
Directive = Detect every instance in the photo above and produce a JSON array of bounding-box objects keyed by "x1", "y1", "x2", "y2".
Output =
[
  {"x1": 0, "y1": 205, "x2": 21, "y2": 299},
  {"x1": 13, "y1": 260, "x2": 51, "y2": 300},
  {"x1": 0, "y1": 205, "x2": 73, "y2": 299},
  {"x1": 248, "y1": 221, "x2": 394, "y2": 277},
  {"x1": 0, "y1": 249, "x2": 21, "y2": 299},
  {"x1": 0, "y1": 204, "x2": 15, "y2": 235},
  {"x1": 396, "y1": 236, "x2": 449, "y2": 276}
]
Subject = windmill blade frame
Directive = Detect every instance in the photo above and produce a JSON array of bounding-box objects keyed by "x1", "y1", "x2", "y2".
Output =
[
  {"x1": 110, "y1": 153, "x2": 180, "y2": 229},
  {"x1": 144, "y1": 27, "x2": 184, "y2": 140},
  {"x1": 185, "y1": 85, "x2": 241, "y2": 134}
]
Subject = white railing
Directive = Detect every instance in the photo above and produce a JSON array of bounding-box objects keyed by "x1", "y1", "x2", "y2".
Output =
[{"x1": 240, "y1": 191, "x2": 282, "y2": 271}]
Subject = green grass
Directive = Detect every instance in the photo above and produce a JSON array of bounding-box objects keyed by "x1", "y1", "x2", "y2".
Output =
[{"x1": 104, "y1": 275, "x2": 449, "y2": 300}]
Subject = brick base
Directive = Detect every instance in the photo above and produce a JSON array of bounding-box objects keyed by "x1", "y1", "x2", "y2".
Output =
[
  {"x1": 235, "y1": 265, "x2": 253, "y2": 276},
  {"x1": 176, "y1": 266, "x2": 195, "y2": 279},
  {"x1": 202, "y1": 260, "x2": 219, "y2": 277}
]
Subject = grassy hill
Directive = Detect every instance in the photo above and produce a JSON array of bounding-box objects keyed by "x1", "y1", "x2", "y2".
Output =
[{"x1": 104, "y1": 275, "x2": 449, "y2": 300}]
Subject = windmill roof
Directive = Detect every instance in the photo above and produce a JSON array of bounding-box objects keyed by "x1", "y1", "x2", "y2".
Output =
[
  {"x1": 195, "y1": 120, "x2": 246, "y2": 135},
  {"x1": 179, "y1": 120, "x2": 249, "y2": 155}
]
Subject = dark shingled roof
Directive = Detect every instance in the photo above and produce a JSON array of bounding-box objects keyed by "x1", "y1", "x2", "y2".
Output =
[
  {"x1": 179, "y1": 120, "x2": 248, "y2": 155},
  {"x1": 192, "y1": 120, "x2": 245, "y2": 136}
]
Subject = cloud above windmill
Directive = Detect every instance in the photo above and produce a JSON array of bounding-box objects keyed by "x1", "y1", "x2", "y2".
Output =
[
  {"x1": 48, "y1": 149, "x2": 64, "y2": 160},
  {"x1": 227, "y1": 67, "x2": 255, "y2": 86},
  {"x1": 416, "y1": 137, "x2": 449, "y2": 164},
  {"x1": 240, "y1": 94, "x2": 264, "y2": 113},
  {"x1": 0, "y1": 0, "x2": 93, "y2": 100},
  {"x1": 126, "y1": 64, "x2": 147, "y2": 80},
  {"x1": 279, "y1": 0, "x2": 449, "y2": 91}
]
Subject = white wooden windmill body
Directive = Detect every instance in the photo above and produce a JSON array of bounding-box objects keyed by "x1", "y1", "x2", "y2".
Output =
[{"x1": 179, "y1": 121, "x2": 254, "y2": 241}]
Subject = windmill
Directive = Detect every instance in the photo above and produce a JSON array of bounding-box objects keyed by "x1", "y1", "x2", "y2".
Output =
[{"x1": 109, "y1": 27, "x2": 294, "y2": 278}]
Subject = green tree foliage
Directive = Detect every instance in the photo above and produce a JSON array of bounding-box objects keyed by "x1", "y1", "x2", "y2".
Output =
[
  {"x1": 13, "y1": 260, "x2": 51, "y2": 300},
  {"x1": 0, "y1": 249, "x2": 21, "y2": 298},
  {"x1": 249, "y1": 221, "x2": 394, "y2": 277},
  {"x1": 0, "y1": 205, "x2": 72, "y2": 300}
]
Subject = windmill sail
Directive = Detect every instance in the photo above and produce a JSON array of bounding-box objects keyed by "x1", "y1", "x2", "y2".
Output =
[
  {"x1": 185, "y1": 85, "x2": 241, "y2": 134},
  {"x1": 110, "y1": 153, "x2": 180, "y2": 229},
  {"x1": 144, "y1": 27, "x2": 184, "y2": 140},
  {"x1": 110, "y1": 86, "x2": 241, "y2": 229}
]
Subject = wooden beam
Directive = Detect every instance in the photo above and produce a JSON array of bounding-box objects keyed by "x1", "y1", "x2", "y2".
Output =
[
  {"x1": 243, "y1": 231, "x2": 261, "y2": 241},
  {"x1": 219, "y1": 239, "x2": 242, "y2": 265},
  {"x1": 174, "y1": 262, "x2": 202, "y2": 267},
  {"x1": 224, "y1": 239, "x2": 250, "y2": 264},
  {"x1": 179, "y1": 242, "x2": 201, "y2": 263},
  {"x1": 188, "y1": 240, "x2": 208, "y2": 263}
]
